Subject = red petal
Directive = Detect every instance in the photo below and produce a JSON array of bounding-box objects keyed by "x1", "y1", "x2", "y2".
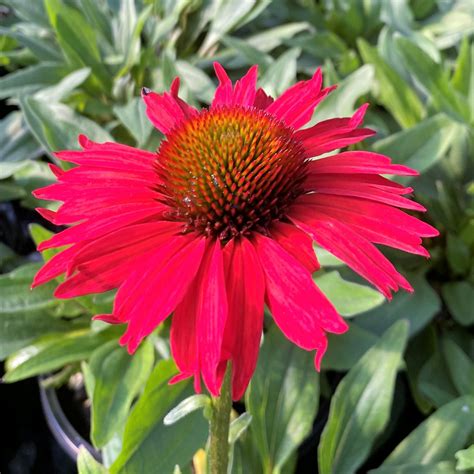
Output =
[
  {"x1": 38, "y1": 203, "x2": 164, "y2": 250},
  {"x1": 266, "y1": 69, "x2": 336, "y2": 129},
  {"x1": 307, "y1": 151, "x2": 419, "y2": 176},
  {"x1": 270, "y1": 221, "x2": 320, "y2": 273},
  {"x1": 253, "y1": 88, "x2": 274, "y2": 109},
  {"x1": 142, "y1": 84, "x2": 197, "y2": 134},
  {"x1": 32, "y1": 243, "x2": 85, "y2": 288},
  {"x1": 212, "y1": 63, "x2": 258, "y2": 108},
  {"x1": 117, "y1": 235, "x2": 206, "y2": 353},
  {"x1": 296, "y1": 104, "x2": 375, "y2": 156},
  {"x1": 290, "y1": 207, "x2": 414, "y2": 298},
  {"x1": 222, "y1": 238, "x2": 265, "y2": 400},
  {"x1": 306, "y1": 177, "x2": 426, "y2": 211},
  {"x1": 253, "y1": 234, "x2": 348, "y2": 368}
]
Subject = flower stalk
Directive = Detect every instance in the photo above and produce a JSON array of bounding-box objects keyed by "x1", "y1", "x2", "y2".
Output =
[{"x1": 209, "y1": 364, "x2": 232, "y2": 474}]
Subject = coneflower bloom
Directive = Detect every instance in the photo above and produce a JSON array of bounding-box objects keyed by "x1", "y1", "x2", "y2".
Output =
[{"x1": 32, "y1": 64, "x2": 437, "y2": 400}]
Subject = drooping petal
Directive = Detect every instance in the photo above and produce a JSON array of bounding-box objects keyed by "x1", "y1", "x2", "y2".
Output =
[
  {"x1": 32, "y1": 243, "x2": 85, "y2": 288},
  {"x1": 52, "y1": 222, "x2": 184, "y2": 297},
  {"x1": 117, "y1": 234, "x2": 206, "y2": 353},
  {"x1": 53, "y1": 196, "x2": 160, "y2": 226},
  {"x1": 290, "y1": 206, "x2": 414, "y2": 298},
  {"x1": 294, "y1": 194, "x2": 432, "y2": 257},
  {"x1": 37, "y1": 203, "x2": 164, "y2": 250},
  {"x1": 196, "y1": 239, "x2": 228, "y2": 395},
  {"x1": 305, "y1": 176, "x2": 426, "y2": 211},
  {"x1": 253, "y1": 234, "x2": 348, "y2": 369},
  {"x1": 222, "y1": 238, "x2": 265, "y2": 400},
  {"x1": 212, "y1": 63, "x2": 258, "y2": 108},
  {"x1": 306, "y1": 151, "x2": 419, "y2": 176},
  {"x1": 298, "y1": 194, "x2": 437, "y2": 237},
  {"x1": 170, "y1": 238, "x2": 228, "y2": 396},
  {"x1": 266, "y1": 68, "x2": 336, "y2": 129},
  {"x1": 170, "y1": 279, "x2": 202, "y2": 393},
  {"x1": 141, "y1": 83, "x2": 198, "y2": 134},
  {"x1": 270, "y1": 221, "x2": 320, "y2": 273},
  {"x1": 307, "y1": 173, "x2": 414, "y2": 195}
]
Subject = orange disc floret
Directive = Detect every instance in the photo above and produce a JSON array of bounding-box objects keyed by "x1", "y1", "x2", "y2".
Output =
[{"x1": 155, "y1": 106, "x2": 307, "y2": 240}]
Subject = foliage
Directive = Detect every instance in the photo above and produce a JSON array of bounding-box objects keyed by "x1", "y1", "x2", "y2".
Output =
[{"x1": 0, "y1": 0, "x2": 473, "y2": 472}]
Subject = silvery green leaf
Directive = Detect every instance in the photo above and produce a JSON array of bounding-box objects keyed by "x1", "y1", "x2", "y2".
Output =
[{"x1": 163, "y1": 394, "x2": 210, "y2": 426}]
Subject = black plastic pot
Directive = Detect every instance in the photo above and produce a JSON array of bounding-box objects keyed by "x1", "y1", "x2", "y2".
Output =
[{"x1": 38, "y1": 378, "x2": 101, "y2": 463}]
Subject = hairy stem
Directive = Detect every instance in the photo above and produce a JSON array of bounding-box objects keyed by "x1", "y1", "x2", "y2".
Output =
[{"x1": 209, "y1": 364, "x2": 232, "y2": 474}]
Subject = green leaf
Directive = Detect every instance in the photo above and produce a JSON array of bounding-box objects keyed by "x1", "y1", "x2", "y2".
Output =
[
  {"x1": 372, "y1": 114, "x2": 459, "y2": 177},
  {"x1": 442, "y1": 338, "x2": 474, "y2": 397},
  {"x1": 420, "y1": 1, "x2": 474, "y2": 50},
  {"x1": 44, "y1": 0, "x2": 110, "y2": 91},
  {"x1": 382, "y1": 396, "x2": 474, "y2": 466},
  {"x1": 199, "y1": 0, "x2": 270, "y2": 55},
  {"x1": 455, "y1": 445, "x2": 474, "y2": 471},
  {"x1": 356, "y1": 272, "x2": 440, "y2": 337},
  {"x1": 358, "y1": 38, "x2": 424, "y2": 128},
  {"x1": 0, "y1": 308, "x2": 76, "y2": 360},
  {"x1": 3, "y1": 328, "x2": 118, "y2": 382},
  {"x1": 288, "y1": 32, "x2": 347, "y2": 60},
  {"x1": 163, "y1": 394, "x2": 210, "y2": 426},
  {"x1": 0, "y1": 112, "x2": 42, "y2": 179},
  {"x1": 116, "y1": 4, "x2": 153, "y2": 78},
  {"x1": 322, "y1": 322, "x2": 379, "y2": 371},
  {"x1": 0, "y1": 264, "x2": 57, "y2": 314},
  {"x1": 90, "y1": 340, "x2": 155, "y2": 447},
  {"x1": 229, "y1": 413, "x2": 252, "y2": 444},
  {"x1": 0, "y1": 182, "x2": 26, "y2": 201},
  {"x1": 80, "y1": 0, "x2": 113, "y2": 45},
  {"x1": 77, "y1": 446, "x2": 108, "y2": 474},
  {"x1": 370, "y1": 460, "x2": 459, "y2": 473},
  {"x1": 246, "y1": 325, "x2": 319, "y2": 472},
  {"x1": 446, "y1": 233, "x2": 471, "y2": 276},
  {"x1": 29, "y1": 223, "x2": 57, "y2": 260},
  {"x1": 395, "y1": 37, "x2": 470, "y2": 122},
  {"x1": 418, "y1": 350, "x2": 458, "y2": 408},
  {"x1": 34, "y1": 67, "x2": 91, "y2": 103},
  {"x1": 221, "y1": 35, "x2": 273, "y2": 70},
  {"x1": 314, "y1": 271, "x2": 384, "y2": 318},
  {"x1": 246, "y1": 22, "x2": 310, "y2": 53},
  {"x1": 451, "y1": 37, "x2": 473, "y2": 98},
  {"x1": 0, "y1": 62, "x2": 70, "y2": 99},
  {"x1": 111, "y1": 360, "x2": 207, "y2": 474},
  {"x1": 318, "y1": 320, "x2": 409, "y2": 474},
  {"x1": 12, "y1": 160, "x2": 56, "y2": 208},
  {"x1": 175, "y1": 61, "x2": 215, "y2": 104},
  {"x1": 259, "y1": 48, "x2": 300, "y2": 97},
  {"x1": 113, "y1": 98, "x2": 153, "y2": 147},
  {"x1": 0, "y1": 25, "x2": 61, "y2": 62},
  {"x1": 442, "y1": 282, "x2": 474, "y2": 326},
  {"x1": 20, "y1": 96, "x2": 112, "y2": 158}
]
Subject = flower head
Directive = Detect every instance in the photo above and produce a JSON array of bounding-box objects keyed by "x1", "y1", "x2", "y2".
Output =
[{"x1": 33, "y1": 64, "x2": 437, "y2": 400}]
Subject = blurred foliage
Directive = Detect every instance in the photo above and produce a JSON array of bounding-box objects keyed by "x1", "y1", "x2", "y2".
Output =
[{"x1": 0, "y1": 0, "x2": 473, "y2": 473}]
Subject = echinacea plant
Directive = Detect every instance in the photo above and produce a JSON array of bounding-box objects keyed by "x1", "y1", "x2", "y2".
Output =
[{"x1": 32, "y1": 64, "x2": 437, "y2": 473}]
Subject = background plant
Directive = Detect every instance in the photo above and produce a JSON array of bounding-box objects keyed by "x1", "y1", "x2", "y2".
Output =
[{"x1": 0, "y1": 0, "x2": 473, "y2": 473}]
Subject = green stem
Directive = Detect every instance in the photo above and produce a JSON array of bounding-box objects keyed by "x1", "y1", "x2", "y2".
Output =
[{"x1": 209, "y1": 364, "x2": 232, "y2": 474}]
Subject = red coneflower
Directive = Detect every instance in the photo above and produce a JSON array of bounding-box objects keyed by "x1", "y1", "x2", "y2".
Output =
[{"x1": 32, "y1": 64, "x2": 437, "y2": 400}]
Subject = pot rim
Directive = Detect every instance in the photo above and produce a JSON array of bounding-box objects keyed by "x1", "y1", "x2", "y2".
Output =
[{"x1": 38, "y1": 376, "x2": 101, "y2": 462}]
